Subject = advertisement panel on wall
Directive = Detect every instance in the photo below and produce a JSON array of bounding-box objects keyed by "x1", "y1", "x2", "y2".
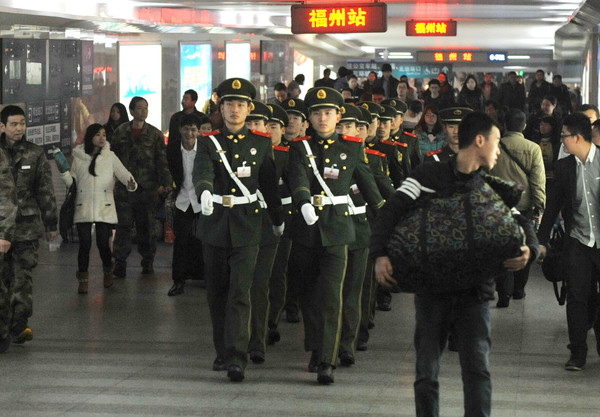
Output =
[
  {"x1": 225, "y1": 42, "x2": 251, "y2": 80},
  {"x1": 180, "y1": 43, "x2": 212, "y2": 105},
  {"x1": 118, "y1": 43, "x2": 162, "y2": 129}
]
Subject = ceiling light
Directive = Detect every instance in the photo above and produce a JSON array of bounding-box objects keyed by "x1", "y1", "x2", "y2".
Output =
[{"x1": 508, "y1": 55, "x2": 531, "y2": 60}]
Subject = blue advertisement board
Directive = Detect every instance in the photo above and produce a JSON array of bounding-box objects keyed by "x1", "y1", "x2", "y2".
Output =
[{"x1": 180, "y1": 43, "x2": 212, "y2": 105}]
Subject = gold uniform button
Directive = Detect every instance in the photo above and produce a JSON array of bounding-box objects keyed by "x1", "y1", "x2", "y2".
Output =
[
  {"x1": 231, "y1": 188, "x2": 236, "y2": 193},
  {"x1": 234, "y1": 139, "x2": 238, "y2": 143},
  {"x1": 324, "y1": 145, "x2": 329, "y2": 149},
  {"x1": 255, "y1": 209, "x2": 259, "y2": 213},
  {"x1": 308, "y1": 164, "x2": 312, "y2": 168},
  {"x1": 253, "y1": 161, "x2": 256, "y2": 165},
  {"x1": 321, "y1": 191, "x2": 325, "y2": 195},
  {"x1": 234, "y1": 154, "x2": 239, "y2": 159},
  {"x1": 219, "y1": 159, "x2": 222, "y2": 163},
  {"x1": 288, "y1": 210, "x2": 292, "y2": 215},
  {"x1": 325, "y1": 158, "x2": 330, "y2": 163},
  {"x1": 342, "y1": 166, "x2": 347, "y2": 170},
  {"x1": 345, "y1": 211, "x2": 349, "y2": 216},
  {"x1": 318, "y1": 206, "x2": 324, "y2": 211}
]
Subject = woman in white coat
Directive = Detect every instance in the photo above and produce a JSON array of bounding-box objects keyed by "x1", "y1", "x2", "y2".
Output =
[{"x1": 61, "y1": 124, "x2": 136, "y2": 294}]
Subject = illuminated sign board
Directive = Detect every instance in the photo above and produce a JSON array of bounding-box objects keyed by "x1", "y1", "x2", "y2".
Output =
[
  {"x1": 180, "y1": 43, "x2": 212, "y2": 112},
  {"x1": 417, "y1": 51, "x2": 507, "y2": 64},
  {"x1": 291, "y1": 3, "x2": 387, "y2": 34},
  {"x1": 406, "y1": 20, "x2": 457, "y2": 36}
]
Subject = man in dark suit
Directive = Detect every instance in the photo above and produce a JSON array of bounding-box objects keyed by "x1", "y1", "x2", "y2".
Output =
[
  {"x1": 538, "y1": 112, "x2": 600, "y2": 371},
  {"x1": 165, "y1": 114, "x2": 210, "y2": 296}
]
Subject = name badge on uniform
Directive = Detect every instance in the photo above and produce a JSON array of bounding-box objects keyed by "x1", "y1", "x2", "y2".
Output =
[
  {"x1": 237, "y1": 162, "x2": 251, "y2": 178},
  {"x1": 324, "y1": 166, "x2": 339, "y2": 180},
  {"x1": 351, "y1": 184, "x2": 360, "y2": 194},
  {"x1": 21, "y1": 165, "x2": 31, "y2": 170}
]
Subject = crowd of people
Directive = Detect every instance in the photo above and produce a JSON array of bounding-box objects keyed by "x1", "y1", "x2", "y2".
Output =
[{"x1": 0, "y1": 62, "x2": 598, "y2": 417}]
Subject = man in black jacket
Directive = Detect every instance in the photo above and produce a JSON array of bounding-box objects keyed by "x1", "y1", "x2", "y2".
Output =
[
  {"x1": 371, "y1": 112, "x2": 538, "y2": 417},
  {"x1": 538, "y1": 112, "x2": 600, "y2": 371}
]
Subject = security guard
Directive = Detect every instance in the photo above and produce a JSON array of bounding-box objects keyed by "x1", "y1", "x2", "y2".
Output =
[
  {"x1": 424, "y1": 107, "x2": 473, "y2": 163},
  {"x1": 369, "y1": 104, "x2": 405, "y2": 188},
  {"x1": 384, "y1": 98, "x2": 422, "y2": 172},
  {"x1": 0, "y1": 147, "x2": 16, "y2": 353},
  {"x1": 193, "y1": 78, "x2": 284, "y2": 382},
  {"x1": 287, "y1": 87, "x2": 384, "y2": 384},
  {"x1": 268, "y1": 98, "x2": 308, "y2": 339}
]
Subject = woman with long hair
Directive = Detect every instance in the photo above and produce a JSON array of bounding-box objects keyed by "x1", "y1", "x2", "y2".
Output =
[
  {"x1": 104, "y1": 102, "x2": 129, "y2": 143},
  {"x1": 59, "y1": 124, "x2": 137, "y2": 294},
  {"x1": 414, "y1": 105, "x2": 446, "y2": 157},
  {"x1": 457, "y1": 74, "x2": 484, "y2": 111}
]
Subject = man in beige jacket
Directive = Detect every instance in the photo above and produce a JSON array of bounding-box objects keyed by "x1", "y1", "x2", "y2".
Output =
[{"x1": 491, "y1": 108, "x2": 546, "y2": 307}]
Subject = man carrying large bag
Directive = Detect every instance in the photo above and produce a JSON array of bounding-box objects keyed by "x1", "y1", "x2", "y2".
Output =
[{"x1": 370, "y1": 111, "x2": 540, "y2": 417}]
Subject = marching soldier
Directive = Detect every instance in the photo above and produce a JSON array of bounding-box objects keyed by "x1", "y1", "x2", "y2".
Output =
[
  {"x1": 384, "y1": 98, "x2": 422, "y2": 172},
  {"x1": 0, "y1": 146, "x2": 16, "y2": 352},
  {"x1": 0, "y1": 105, "x2": 58, "y2": 345},
  {"x1": 193, "y1": 78, "x2": 283, "y2": 382},
  {"x1": 369, "y1": 103, "x2": 405, "y2": 188},
  {"x1": 287, "y1": 87, "x2": 384, "y2": 384},
  {"x1": 424, "y1": 107, "x2": 473, "y2": 163}
]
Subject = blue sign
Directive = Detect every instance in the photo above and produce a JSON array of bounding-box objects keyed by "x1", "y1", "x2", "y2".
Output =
[
  {"x1": 180, "y1": 43, "x2": 212, "y2": 105},
  {"x1": 488, "y1": 53, "x2": 507, "y2": 62}
]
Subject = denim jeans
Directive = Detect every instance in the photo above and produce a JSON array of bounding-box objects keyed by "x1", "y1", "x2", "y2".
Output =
[{"x1": 414, "y1": 292, "x2": 491, "y2": 417}]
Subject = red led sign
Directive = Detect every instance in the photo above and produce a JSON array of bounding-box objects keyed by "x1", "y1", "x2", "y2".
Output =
[
  {"x1": 291, "y1": 3, "x2": 387, "y2": 34},
  {"x1": 406, "y1": 20, "x2": 457, "y2": 36}
]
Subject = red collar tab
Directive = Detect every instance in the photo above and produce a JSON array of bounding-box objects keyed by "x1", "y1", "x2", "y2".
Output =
[
  {"x1": 273, "y1": 145, "x2": 289, "y2": 152},
  {"x1": 251, "y1": 129, "x2": 271, "y2": 138},
  {"x1": 365, "y1": 149, "x2": 386, "y2": 158},
  {"x1": 342, "y1": 135, "x2": 364, "y2": 143},
  {"x1": 293, "y1": 136, "x2": 311, "y2": 142},
  {"x1": 202, "y1": 130, "x2": 221, "y2": 136}
]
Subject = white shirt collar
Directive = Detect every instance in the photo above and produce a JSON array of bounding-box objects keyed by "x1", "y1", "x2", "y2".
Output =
[
  {"x1": 577, "y1": 143, "x2": 597, "y2": 166},
  {"x1": 181, "y1": 140, "x2": 197, "y2": 153}
]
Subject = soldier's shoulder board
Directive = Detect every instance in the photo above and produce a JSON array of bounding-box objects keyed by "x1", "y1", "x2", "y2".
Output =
[
  {"x1": 251, "y1": 129, "x2": 271, "y2": 138},
  {"x1": 404, "y1": 131, "x2": 417, "y2": 138},
  {"x1": 293, "y1": 136, "x2": 311, "y2": 142},
  {"x1": 341, "y1": 135, "x2": 363, "y2": 143},
  {"x1": 202, "y1": 130, "x2": 221, "y2": 137},
  {"x1": 426, "y1": 149, "x2": 443, "y2": 157},
  {"x1": 365, "y1": 149, "x2": 386, "y2": 158},
  {"x1": 273, "y1": 145, "x2": 289, "y2": 152},
  {"x1": 380, "y1": 140, "x2": 396, "y2": 146},
  {"x1": 394, "y1": 141, "x2": 408, "y2": 148}
]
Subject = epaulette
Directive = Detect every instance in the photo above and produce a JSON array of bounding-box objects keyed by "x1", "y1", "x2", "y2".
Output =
[
  {"x1": 293, "y1": 136, "x2": 311, "y2": 142},
  {"x1": 380, "y1": 140, "x2": 396, "y2": 146},
  {"x1": 251, "y1": 129, "x2": 271, "y2": 138},
  {"x1": 426, "y1": 149, "x2": 443, "y2": 157},
  {"x1": 404, "y1": 131, "x2": 417, "y2": 138},
  {"x1": 365, "y1": 149, "x2": 386, "y2": 158},
  {"x1": 202, "y1": 130, "x2": 221, "y2": 136},
  {"x1": 394, "y1": 141, "x2": 408, "y2": 148},
  {"x1": 273, "y1": 145, "x2": 289, "y2": 152},
  {"x1": 342, "y1": 135, "x2": 363, "y2": 143}
]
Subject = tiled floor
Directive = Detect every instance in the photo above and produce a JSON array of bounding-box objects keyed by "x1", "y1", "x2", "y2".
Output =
[{"x1": 1, "y1": 241, "x2": 599, "y2": 416}]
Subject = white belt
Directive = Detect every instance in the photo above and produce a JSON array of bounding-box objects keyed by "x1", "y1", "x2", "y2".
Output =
[
  {"x1": 311, "y1": 195, "x2": 349, "y2": 207},
  {"x1": 213, "y1": 193, "x2": 258, "y2": 208},
  {"x1": 281, "y1": 197, "x2": 292, "y2": 205},
  {"x1": 350, "y1": 205, "x2": 367, "y2": 215}
]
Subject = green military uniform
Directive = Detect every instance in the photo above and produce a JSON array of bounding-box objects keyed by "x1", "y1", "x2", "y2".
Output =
[
  {"x1": 287, "y1": 87, "x2": 384, "y2": 383},
  {"x1": 424, "y1": 145, "x2": 455, "y2": 163},
  {"x1": 111, "y1": 119, "x2": 172, "y2": 276},
  {"x1": 0, "y1": 147, "x2": 17, "y2": 349},
  {"x1": 369, "y1": 104, "x2": 405, "y2": 188},
  {"x1": 268, "y1": 97, "x2": 308, "y2": 338},
  {"x1": 193, "y1": 78, "x2": 283, "y2": 381},
  {"x1": 248, "y1": 102, "x2": 286, "y2": 363},
  {"x1": 0, "y1": 132, "x2": 57, "y2": 342},
  {"x1": 384, "y1": 98, "x2": 422, "y2": 174},
  {"x1": 425, "y1": 107, "x2": 473, "y2": 164}
]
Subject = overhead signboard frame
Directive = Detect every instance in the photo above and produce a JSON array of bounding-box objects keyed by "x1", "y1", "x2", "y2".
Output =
[{"x1": 291, "y1": 3, "x2": 387, "y2": 34}]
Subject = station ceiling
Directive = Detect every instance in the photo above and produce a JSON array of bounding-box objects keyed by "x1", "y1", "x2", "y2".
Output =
[{"x1": 0, "y1": 0, "x2": 595, "y2": 63}]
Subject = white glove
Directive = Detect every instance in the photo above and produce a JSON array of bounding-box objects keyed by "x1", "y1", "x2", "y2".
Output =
[
  {"x1": 200, "y1": 190, "x2": 214, "y2": 216},
  {"x1": 272, "y1": 222, "x2": 285, "y2": 237},
  {"x1": 301, "y1": 203, "x2": 319, "y2": 226}
]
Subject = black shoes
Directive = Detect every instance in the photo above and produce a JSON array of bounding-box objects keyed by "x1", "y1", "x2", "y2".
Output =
[
  {"x1": 0, "y1": 335, "x2": 10, "y2": 353},
  {"x1": 565, "y1": 352, "x2": 586, "y2": 371},
  {"x1": 227, "y1": 365, "x2": 245, "y2": 382},
  {"x1": 267, "y1": 328, "x2": 280, "y2": 345},
  {"x1": 339, "y1": 351, "x2": 355, "y2": 367},
  {"x1": 113, "y1": 262, "x2": 126, "y2": 279},
  {"x1": 356, "y1": 341, "x2": 368, "y2": 351},
  {"x1": 308, "y1": 350, "x2": 320, "y2": 373},
  {"x1": 368, "y1": 321, "x2": 375, "y2": 329},
  {"x1": 168, "y1": 281, "x2": 185, "y2": 296},
  {"x1": 249, "y1": 350, "x2": 265, "y2": 364},
  {"x1": 317, "y1": 363, "x2": 334, "y2": 384},
  {"x1": 212, "y1": 357, "x2": 227, "y2": 371},
  {"x1": 377, "y1": 301, "x2": 391, "y2": 311},
  {"x1": 141, "y1": 264, "x2": 154, "y2": 275},
  {"x1": 512, "y1": 289, "x2": 526, "y2": 300},
  {"x1": 286, "y1": 309, "x2": 300, "y2": 323},
  {"x1": 496, "y1": 296, "x2": 510, "y2": 308}
]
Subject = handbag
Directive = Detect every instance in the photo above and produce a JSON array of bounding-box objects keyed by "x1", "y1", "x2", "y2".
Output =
[
  {"x1": 541, "y1": 221, "x2": 567, "y2": 305},
  {"x1": 386, "y1": 174, "x2": 525, "y2": 294},
  {"x1": 59, "y1": 179, "x2": 77, "y2": 242}
]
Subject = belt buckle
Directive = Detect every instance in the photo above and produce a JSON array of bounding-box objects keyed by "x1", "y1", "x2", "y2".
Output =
[
  {"x1": 222, "y1": 195, "x2": 234, "y2": 208},
  {"x1": 312, "y1": 195, "x2": 323, "y2": 207}
]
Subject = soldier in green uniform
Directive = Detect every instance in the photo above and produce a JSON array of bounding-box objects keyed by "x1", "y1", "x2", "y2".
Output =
[
  {"x1": 424, "y1": 107, "x2": 473, "y2": 163},
  {"x1": 287, "y1": 87, "x2": 384, "y2": 384},
  {"x1": 0, "y1": 146, "x2": 16, "y2": 353},
  {"x1": 111, "y1": 96, "x2": 173, "y2": 277},
  {"x1": 267, "y1": 98, "x2": 308, "y2": 342},
  {"x1": 384, "y1": 98, "x2": 422, "y2": 172},
  {"x1": 193, "y1": 78, "x2": 283, "y2": 382},
  {"x1": 0, "y1": 105, "x2": 58, "y2": 345}
]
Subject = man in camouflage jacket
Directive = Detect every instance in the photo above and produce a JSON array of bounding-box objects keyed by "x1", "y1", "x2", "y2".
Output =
[{"x1": 0, "y1": 105, "x2": 58, "y2": 345}]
